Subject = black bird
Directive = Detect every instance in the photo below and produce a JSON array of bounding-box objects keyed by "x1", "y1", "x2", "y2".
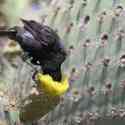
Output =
[{"x1": 0, "y1": 19, "x2": 67, "y2": 81}]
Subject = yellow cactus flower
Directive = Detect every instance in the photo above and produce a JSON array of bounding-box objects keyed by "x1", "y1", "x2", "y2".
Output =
[{"x1": 36, "y1": 73, "x2": 69, "y2": 96}]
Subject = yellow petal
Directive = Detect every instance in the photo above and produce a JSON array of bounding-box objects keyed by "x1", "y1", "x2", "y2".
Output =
[{"x1": 36, "y1": 73, "x2": 69, "y2": 96}]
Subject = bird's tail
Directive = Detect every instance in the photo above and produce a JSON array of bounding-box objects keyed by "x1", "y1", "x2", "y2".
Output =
[{"x1": 0, "y1": 27, "x2": 17, "y2": 39}]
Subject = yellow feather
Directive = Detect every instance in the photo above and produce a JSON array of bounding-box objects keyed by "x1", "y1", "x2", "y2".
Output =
[{"x1": 36, "y1": 73, "x2": 69, "y2": 96}]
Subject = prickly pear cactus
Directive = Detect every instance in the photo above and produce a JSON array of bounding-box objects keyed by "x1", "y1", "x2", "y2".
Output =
[
  {"x1": 39, "y1": 0, "x2": 125, "y2": 124},
  {"x1": 1, "y1": 0, "x2": 125, "y2": 125},
  {"x1": 0, "y1": 0, "x2": 29, "y2": 26}
]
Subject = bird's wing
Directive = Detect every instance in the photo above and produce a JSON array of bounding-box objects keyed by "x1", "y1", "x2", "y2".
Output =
[{"x1": 21, "y1": 19, "x2": 59, "y2": 47}]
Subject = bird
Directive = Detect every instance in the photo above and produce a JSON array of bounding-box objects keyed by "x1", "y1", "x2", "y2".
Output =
[{"x1": 0, "y1": 19, "x2": 67, "y2": 81}]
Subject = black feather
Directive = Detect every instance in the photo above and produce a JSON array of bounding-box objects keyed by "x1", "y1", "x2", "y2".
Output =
[{"x1": 0, "y1": 19, "x2": 67, "y2": 81}]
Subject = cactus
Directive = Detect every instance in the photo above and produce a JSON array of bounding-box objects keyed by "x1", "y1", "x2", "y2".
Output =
[
  {"x1": 0, "y1": 0, "x2": 29, "y2": 26},
  {"x1": 1, "y1": 0, "x2": 125, "y2": 125},
  {"x1": 38, "y1": 0, "x2": 125, "y2": 124}
]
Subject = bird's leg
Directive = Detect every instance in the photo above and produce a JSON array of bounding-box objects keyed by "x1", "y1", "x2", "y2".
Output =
[{"x1": 21, "y1": 52, "x2": 37, "y2": 69}]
